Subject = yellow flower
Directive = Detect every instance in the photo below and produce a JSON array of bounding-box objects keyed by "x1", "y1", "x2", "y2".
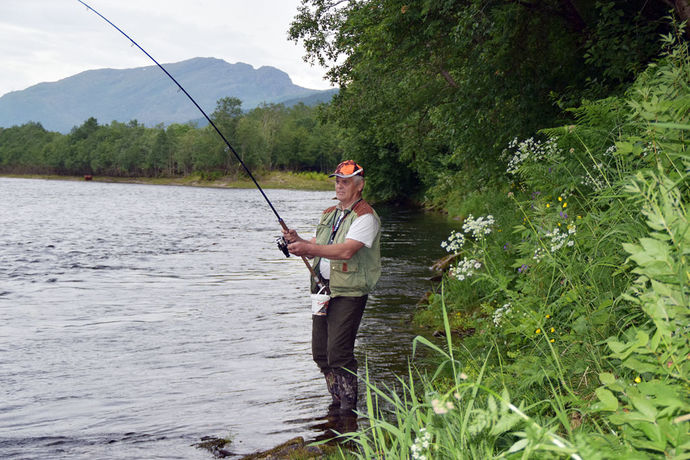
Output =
[
  {"x1": 550, "y1": 327, "x2": 555, "y2": 333},
  {"x1": 577, "y1": 215, "x2": 582, "y2": 219},
  {"x1": 545, "y1": 314, "x2": 551, "y2": 319},
  {"x1": 546, "y1": 204, "x2": 550, "y2": 208},
  {"x1": 535, "y1": 328, "x2": 541, "y2": 334},
  {"x1": 635, "y1": 376, "x2": 642, "y2": 383},
  {"x1": 550, "y1": 338, "x2": 555, "y2": 343},
  {"x1": 558, "y1": 197, "x2": 563, "y2": 202},
  {"x1": 563, "y1": 202, "x2": 568, "y2": 208}
]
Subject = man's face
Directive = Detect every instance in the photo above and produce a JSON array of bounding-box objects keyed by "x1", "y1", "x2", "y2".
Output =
[{"x1": 335, "y1": 176, "x2": 364, "y2": 206}]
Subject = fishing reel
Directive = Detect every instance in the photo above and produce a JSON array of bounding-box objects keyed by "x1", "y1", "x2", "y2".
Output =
[{"x1": 276, "y1": 236, "x2": 290, "y2": 258}]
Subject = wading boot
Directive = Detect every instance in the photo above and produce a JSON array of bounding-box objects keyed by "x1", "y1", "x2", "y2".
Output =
[
  {"x1": 335, "y1": 372, "x2": 358, "y2": 415},
  {"x1": 324, "y1": 371, "x2": 340, "y2": 413}
]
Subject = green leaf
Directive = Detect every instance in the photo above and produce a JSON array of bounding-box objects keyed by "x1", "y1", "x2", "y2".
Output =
[
  {"x1": 507, "y1": 438, "x2": 529, "y2": 453},
  {"x1": 651, "y1": 122, "x2": 690, "y2": 130},
  {"x1": 593, "y1": 388, "x2": 619, "y2": 412},
  {"x1": 638, "y1": 423, "x2": 666, "y2": 451},
  {"x1": 607, "y1": 330, "x2": 650, "y2": 360},
  {"x1": 490, "y1": 413, "x2": 523, "y2": 436},
  {"x1": 622, "y1": 356, "x2": 659, "y2": 374},
  {"x1": 638, "y1": 381, "x2": 690, "y2": 411},
  {"x1": 629, "y1": 395, "x2": 658, "y2": 420},
  {"x1": 599, "y1": 372, "x2": 616, "y2": 386},
  {"x1": 487, "y1": 395, "x2": 497, "y2": 417}
]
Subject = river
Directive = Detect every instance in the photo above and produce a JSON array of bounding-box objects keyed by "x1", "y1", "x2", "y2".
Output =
[{"x1": 0, "y1": 177, "x2": 455, "y2": 459}]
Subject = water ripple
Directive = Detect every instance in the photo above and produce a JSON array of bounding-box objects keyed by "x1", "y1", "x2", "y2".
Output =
[{"x1": 0, "y1": 178, "x2": 455, "y2": 459}]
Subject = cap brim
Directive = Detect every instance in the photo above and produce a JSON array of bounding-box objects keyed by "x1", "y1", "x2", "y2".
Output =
[{"x1": 329, "y1": 170, "x2": 363, "y2": 178}]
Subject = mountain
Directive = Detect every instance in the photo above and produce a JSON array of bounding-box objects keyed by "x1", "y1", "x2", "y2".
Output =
[{"x1": 0, "y1": 58, "x2": 337, "y2": 133}]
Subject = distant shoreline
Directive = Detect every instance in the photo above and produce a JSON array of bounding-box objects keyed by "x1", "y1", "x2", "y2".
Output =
[{"x1": 0, "y1": 171, "x2": 334, "y2": 191}]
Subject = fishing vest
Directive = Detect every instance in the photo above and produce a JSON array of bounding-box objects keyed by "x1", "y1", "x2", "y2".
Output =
[{"x1": 311, "y1": 200, "x2": 381, "y2": 298}]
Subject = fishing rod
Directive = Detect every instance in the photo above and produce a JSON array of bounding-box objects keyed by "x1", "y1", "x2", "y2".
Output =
[{"x1": 77, "y1": 0, "x2": 329, "y2": 293}]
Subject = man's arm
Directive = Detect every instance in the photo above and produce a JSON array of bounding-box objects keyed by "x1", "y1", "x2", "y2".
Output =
[{"x1": 287, "y1": 238, "x2": 364, "y2": 260}]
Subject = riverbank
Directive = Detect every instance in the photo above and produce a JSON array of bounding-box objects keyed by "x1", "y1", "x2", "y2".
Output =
[{"x1": 0, "y1": 171, "x2": 334, "y2": 191}]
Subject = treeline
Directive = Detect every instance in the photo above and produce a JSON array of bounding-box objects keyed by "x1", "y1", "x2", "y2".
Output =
[
  {"x1": 0, "y1": 98, "x2": 344, "y2": 178},
  {"x1": 290, "y1": 0, "x2": 683, "y2": 202}
]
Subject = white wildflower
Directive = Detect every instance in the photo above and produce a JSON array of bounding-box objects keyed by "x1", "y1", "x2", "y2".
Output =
[
  {"x1": 411, "y1": 428, "x2": 432, "y2": 460},
  {"x1": 533, "y1": 247, "x2": 545, "y2": 262},
  {"x1": 505, "y1": 137, "x2": 561, "y2": 175},
  {"x1": 450, "y1": 257, "x2": 481, "y2": 281},
  {"x1": 493, "y1": 303, "x2": 512, "y2": 327},
  {"x1": 462, "y1": 214, "x2": 495, "y2": 239},
  {"x1": 543, "y1": 222, "x2": 577, "y2": 253},
  {"x1": 441, "y1": 230, "x2": 466, "y2": 253}
]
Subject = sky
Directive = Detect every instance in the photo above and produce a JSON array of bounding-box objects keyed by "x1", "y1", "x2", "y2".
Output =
[{"x1": 0, "y1": 0, "x2": 334, "y2": 98}]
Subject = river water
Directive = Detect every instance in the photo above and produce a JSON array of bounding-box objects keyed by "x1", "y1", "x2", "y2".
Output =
[{"x1": 0, "y1": 177, "x2": 455, "y2": 459}]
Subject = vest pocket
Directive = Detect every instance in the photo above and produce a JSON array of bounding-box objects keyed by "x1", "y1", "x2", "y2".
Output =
[
  {"x1": 331, "y1": 260, "x2": 358, "y2": 273},
  {"x1": 330, "y1": 260, "x2": 365, "y2": 293}
]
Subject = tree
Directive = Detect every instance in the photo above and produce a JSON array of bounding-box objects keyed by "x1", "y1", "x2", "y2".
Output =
[
  {"x1": 290, "y1": 0, "x2": 672, "y2": 201},
  {"x1": 149, "y1": 128, "x2": 172, "y2": 176}
]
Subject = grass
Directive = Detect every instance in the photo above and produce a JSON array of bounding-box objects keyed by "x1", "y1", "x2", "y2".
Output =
[{"x1": 0, "y1": 170, "x2": 335, "y2": 191}]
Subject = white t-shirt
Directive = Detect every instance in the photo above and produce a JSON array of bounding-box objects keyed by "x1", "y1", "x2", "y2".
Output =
[{"x1": 318, "y1": 213, "x2": 379, "y2": 280}]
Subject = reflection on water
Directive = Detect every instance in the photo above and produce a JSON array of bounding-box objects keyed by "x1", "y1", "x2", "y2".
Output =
[{"x1": 0, "y1": 178, "x2": 455, "y2": 459}]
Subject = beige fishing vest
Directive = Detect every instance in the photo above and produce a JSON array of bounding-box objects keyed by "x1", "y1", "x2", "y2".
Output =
[{"x1": 311, "y1": 200, "x2": 381, "y2": 297}]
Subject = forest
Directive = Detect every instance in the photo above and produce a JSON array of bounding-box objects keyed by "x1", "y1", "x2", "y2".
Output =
[
  {"x1": 0, "y1": 99, "x2": 343, "y2": 179},
  {"x1": 2, "y1": 1, "x2": 689, "y2": 457}
]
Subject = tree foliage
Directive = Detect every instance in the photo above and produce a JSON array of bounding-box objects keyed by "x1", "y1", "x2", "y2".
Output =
[
  {"x1": 289, "y1": 0, "x2": 674, "y2": 201},
  {"x1": 0, "y1": 103, "x2": 343, "y2": 179}
]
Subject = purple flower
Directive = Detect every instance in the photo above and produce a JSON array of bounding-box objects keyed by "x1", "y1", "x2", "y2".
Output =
[{"x1": 518, "y1": 264, "x2": 529, "y2": 273}]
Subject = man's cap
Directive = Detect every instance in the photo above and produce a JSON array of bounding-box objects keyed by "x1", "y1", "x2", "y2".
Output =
[{"x1": 329, "y1": 160, "x2": 364, "y2": 178}]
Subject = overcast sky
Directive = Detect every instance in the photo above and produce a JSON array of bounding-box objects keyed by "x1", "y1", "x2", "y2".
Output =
[{"x1": 0, "y1": 0, "x2": 334, "y2": 98}]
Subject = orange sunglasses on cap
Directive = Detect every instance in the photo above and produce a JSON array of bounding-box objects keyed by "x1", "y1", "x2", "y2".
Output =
[{"x1": 329, "y1": 160, "x2": 364, "y2": 178}]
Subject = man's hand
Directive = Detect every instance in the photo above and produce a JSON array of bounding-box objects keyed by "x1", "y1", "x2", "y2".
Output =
[
  {"x1": 287, "y1": 240, "x2": 313, "y2": 257},
  {"x1": 282, "y1": 228, "x2": 298, "y2": 244},
  {"x1": 288, "y1": 238, "x2": 365, "y2": 260}
]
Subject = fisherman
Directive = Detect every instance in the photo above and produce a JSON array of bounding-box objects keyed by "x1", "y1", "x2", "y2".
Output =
[{"x1": 282, "y1": 160, "x2": 381, "y2": 414}]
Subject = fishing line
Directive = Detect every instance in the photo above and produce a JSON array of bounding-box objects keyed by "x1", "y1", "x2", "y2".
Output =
[
  {"x1": 77, "y1": 0, "x2": 328, "y2": 290},
  {"x1": 77, "y1": 0, "x2": 281, "y2": 222}
]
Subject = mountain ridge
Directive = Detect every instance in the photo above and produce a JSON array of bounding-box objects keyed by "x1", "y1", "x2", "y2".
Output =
[{"x1": 0, "y1": 57, "x2": 336, "y2": 133}]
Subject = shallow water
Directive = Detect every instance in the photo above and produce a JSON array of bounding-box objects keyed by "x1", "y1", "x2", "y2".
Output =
[{"x1": 0, "y1": 177, "x2": 455, "y2": 459}]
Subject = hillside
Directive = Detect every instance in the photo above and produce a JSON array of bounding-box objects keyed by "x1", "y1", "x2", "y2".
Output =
[{"x1": 0, "y1": 57, "x2": 337, "y2": 133}]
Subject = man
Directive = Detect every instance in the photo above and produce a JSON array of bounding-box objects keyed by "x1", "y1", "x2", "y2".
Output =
[{"x1": 282, "y1": 160, "x2": 381, "y2": 415}]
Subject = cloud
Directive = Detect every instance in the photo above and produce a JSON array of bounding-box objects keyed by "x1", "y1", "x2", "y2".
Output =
[{"x1": 0, "y1": 0, "x2": 333, "y2": 97}]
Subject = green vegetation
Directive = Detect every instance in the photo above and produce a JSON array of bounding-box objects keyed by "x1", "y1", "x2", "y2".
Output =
[
  {"x1": 289, "y1": 0, "x2": 680, "y2": 202},
  {"x1": 338, "y1": 22, "x2": 690, "y2": 460},
  {"x1": 0, "y1": 101, "x2": 344, "y2": 178},
  {"x1": 291, "y1": 2, "x2": 690, "y2": 458}
]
